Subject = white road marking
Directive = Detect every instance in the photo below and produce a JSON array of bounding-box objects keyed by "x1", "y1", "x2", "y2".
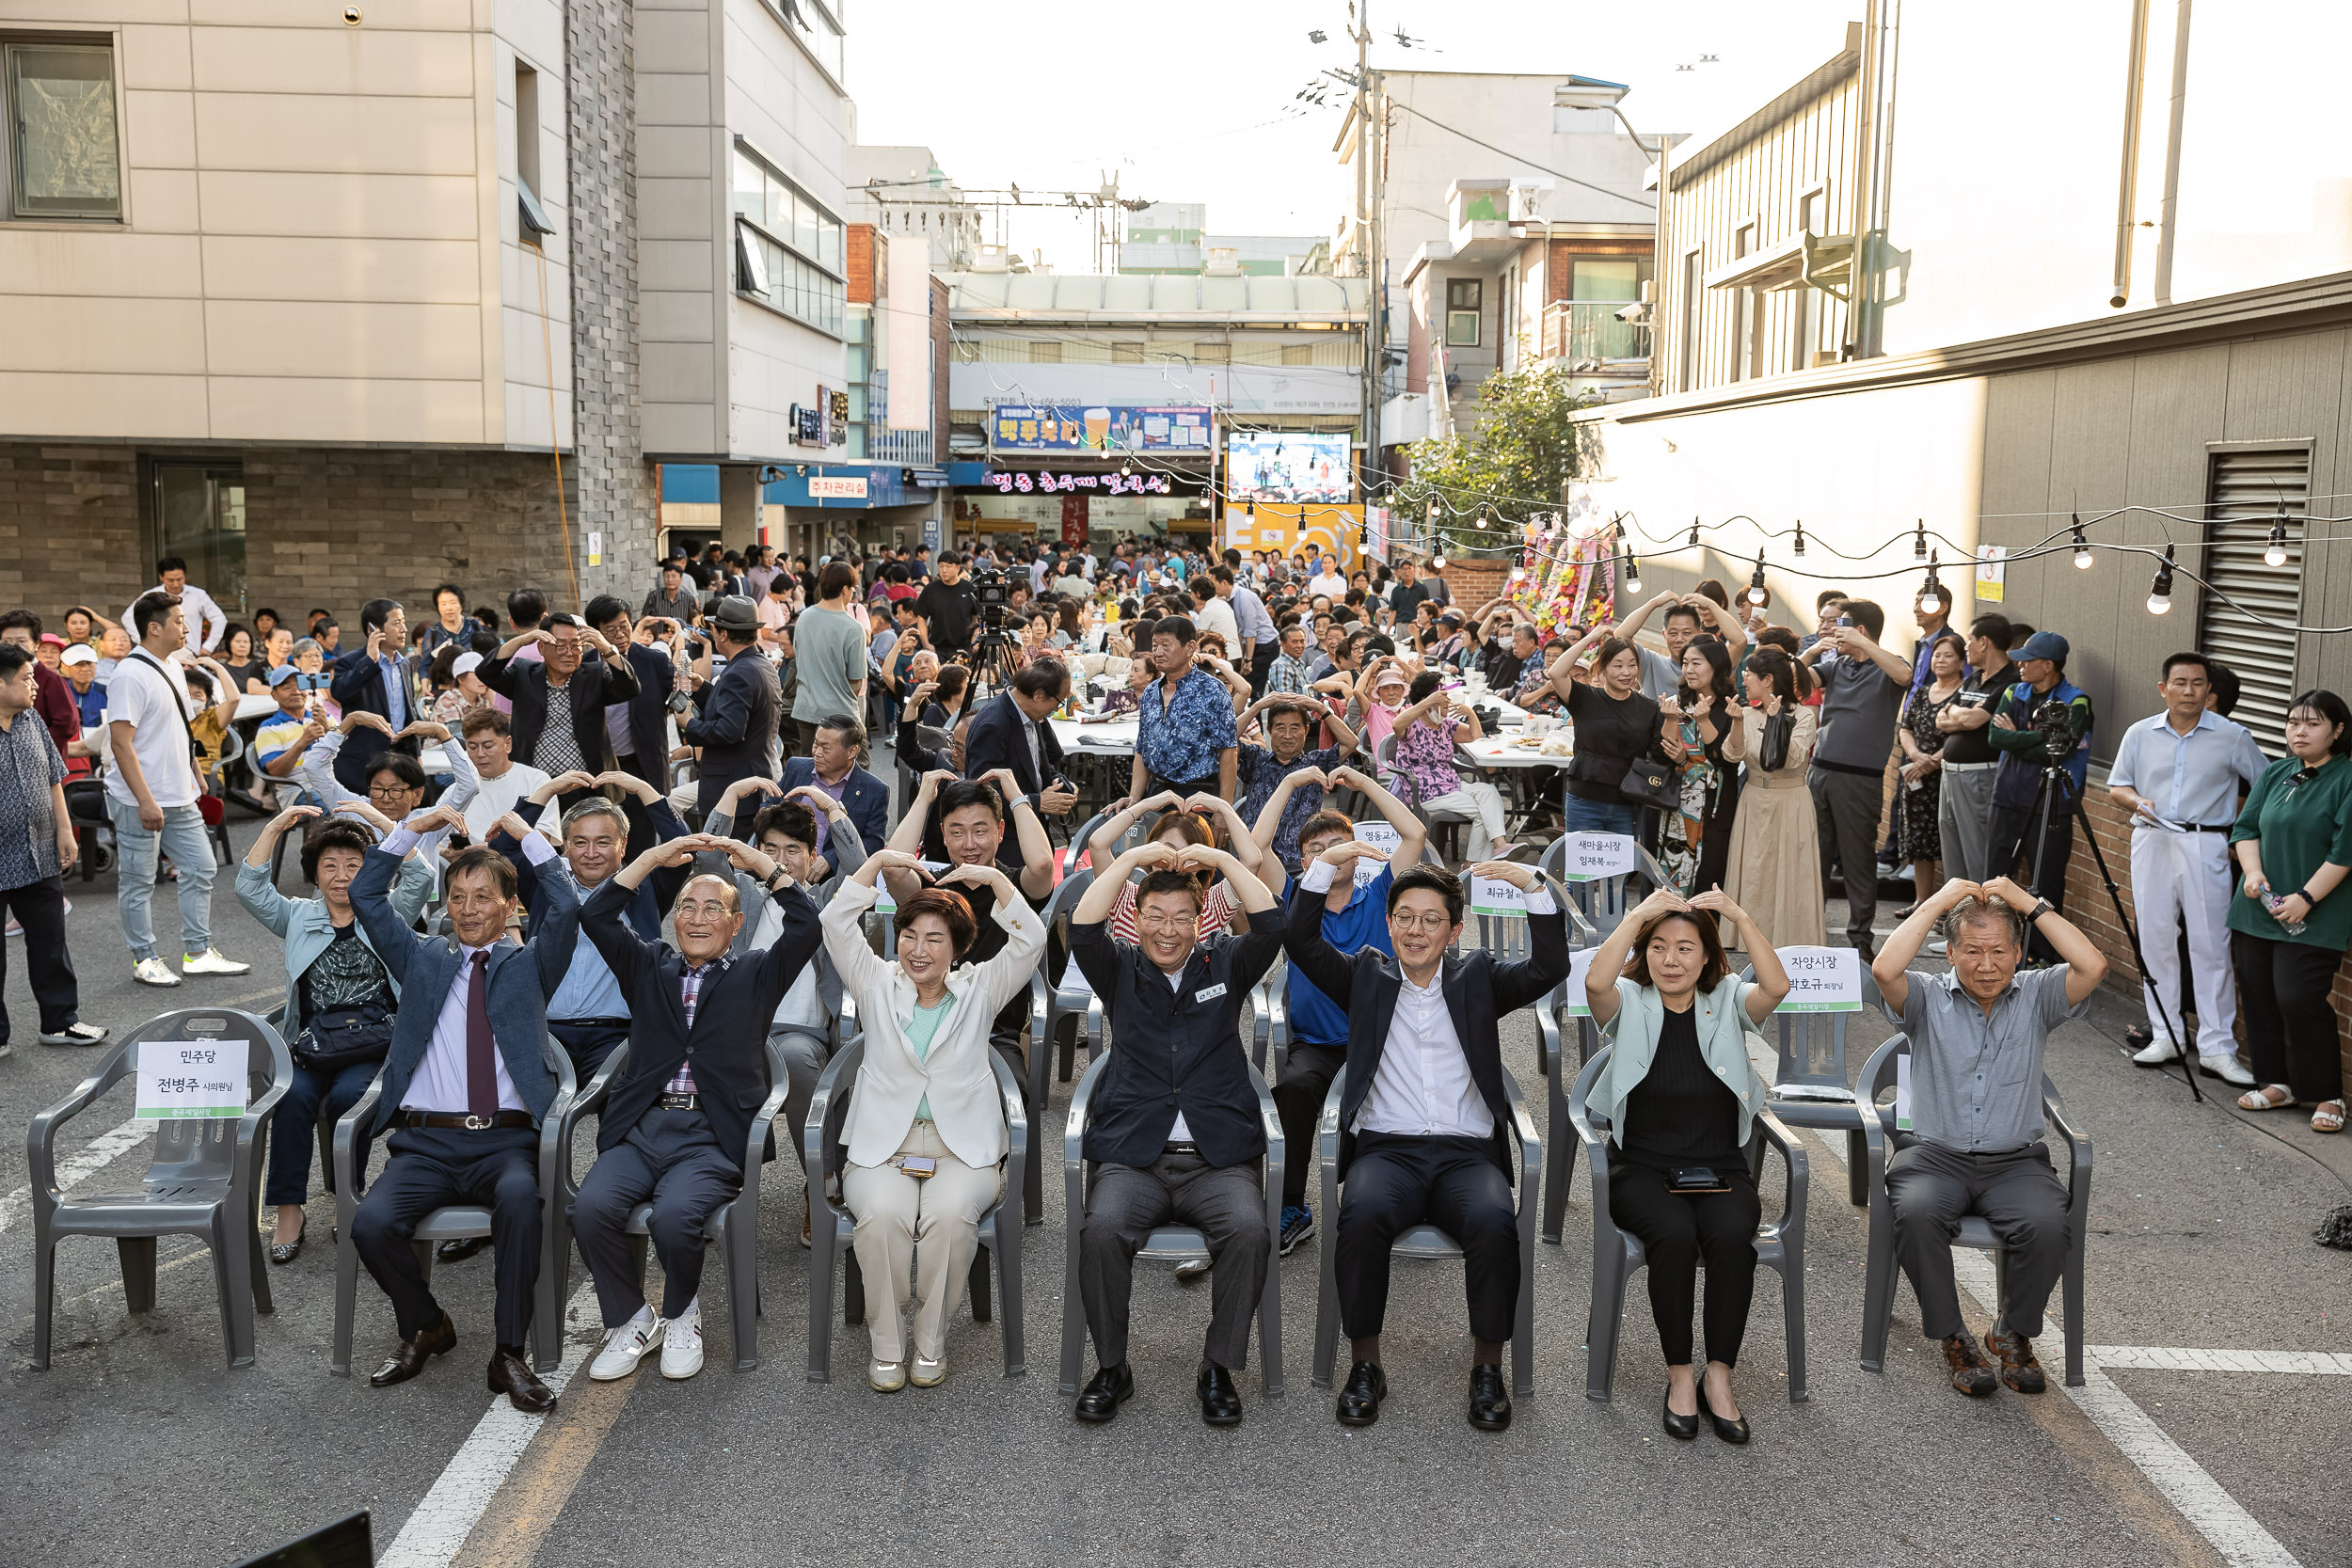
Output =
[
  {"x1": 0, "y1": 1117, "x2": 150, "y2": 1235},
  {"x1": 376, "y1": 1283, "x2": 600, "y2": 1568},
  {"x1": 2090, "y1": 1345, "x2": 2352, "y2": 1375}
]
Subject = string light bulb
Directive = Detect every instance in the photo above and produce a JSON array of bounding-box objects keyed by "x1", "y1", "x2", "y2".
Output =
[
  {"x1": 1687, "y1": 517, "x2": 1701, "y2": 548},
  {"x1": 1792, "y1": 521, "x2": 1806, "y2": 557},
  {"x1": 2147, "y1": 545, "x2": 2176, "y2": 615},
  {"x1": 1746, "y1": 553, "x2": 1769, "y2": 606},
  {"x1": 1917, "y1": 551, "x2": 1945, "y2": 617},
  {"x1": 2071, "y1": 513, "x2": 2092, "y2": 569},
  {"x1": 1913, "y1": 520, "x2": 1928, "y2": 562},
  {"x1": 2266, "y1": 504, "x2": 2290, "y2": 567},
  {"x1": 1245, "y1": 499, "x2": 1256, "y2": 518},
  {"x1": 1120, "y1": 461, "x2": 1133, "y2": 478},
  {"x1": 1431, "y1": 553, "x2": 1446, "y2": 571},
  {"x1": 1623, "y1": 552, "x2": 1643, "y2": 594}
]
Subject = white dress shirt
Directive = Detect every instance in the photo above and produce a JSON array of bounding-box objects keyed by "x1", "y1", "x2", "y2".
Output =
[
  {"x1": 1165, "y1": 968, "x2": 1193, "y2": 1143},
  {"x1": 390, "y1": 827, "x2": 559, "y2": 1114},
  {"x1": 2106, "y1": 708, "x2": 2268, "y2": 827},
  {"x1": 123, "y1": 581, "x2": 227, "y2": 651}
]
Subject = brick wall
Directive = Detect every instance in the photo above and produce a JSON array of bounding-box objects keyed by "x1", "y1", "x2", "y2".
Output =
[
  {"x1": 564, "y1": 0, "x2": 660, "y2": 609},
  {"x1": 2058, "y1": 776, "x2": 2352, "y2": 1085},
  {"x1": 0, "y1": 445, "x2": 145, "y2": 622},
  {"x1": 1438, "y1": 559, "x2": 1508, "y2": 607}
]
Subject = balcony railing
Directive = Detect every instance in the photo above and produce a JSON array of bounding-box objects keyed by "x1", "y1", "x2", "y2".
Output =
[
  {"x1": 1541, "y1": 299, "x2": 1650, "y2": 365},
  {"x1": 863, "y1": 426, "x2": 935, "y2": 466}
]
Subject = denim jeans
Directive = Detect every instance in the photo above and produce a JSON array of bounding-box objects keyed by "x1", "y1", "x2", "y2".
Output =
[
  {"x1": 1560, "y1": 793, "x2": 1640, "y2": 837},
  {"x1": 107, "y1": 797, "x2": 215, "y2": 962}
]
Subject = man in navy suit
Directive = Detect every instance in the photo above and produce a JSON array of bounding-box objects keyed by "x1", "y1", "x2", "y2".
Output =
[
  {"x1": 347, "y1": 803, "x2": 581, "y2": 1411},
  {"x1": 961, "y1": 658, "x2": 1077, "y2": 857},
  {"x1": 586, "y1": 595, "x2": 678, "y2": 847},
  {"x1": 328, "y1": 597, "x2": 421, "y2": 795},
  {"x1": 776, "y1": 713, "x2": 887, "y2": 879}
]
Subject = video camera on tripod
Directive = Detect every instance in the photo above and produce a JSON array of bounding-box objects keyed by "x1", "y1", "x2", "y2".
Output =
[{"x1": 968, "y1": 565, "x2": 1013, "y2": 630}]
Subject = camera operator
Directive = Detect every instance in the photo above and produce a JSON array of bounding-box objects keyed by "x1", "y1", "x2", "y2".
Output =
[
  {"x1": 1983, "y1": 631, "x2": 2092, "y2": 963},
  {"x1": 915, "y1": 550, "x2": 979, "y2": 657},
  {"x1": 1933, "y1": 614, "x2": 2017, "y2": 893}
]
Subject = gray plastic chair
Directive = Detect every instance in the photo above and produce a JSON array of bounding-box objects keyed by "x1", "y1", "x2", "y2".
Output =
[
  {"x1": 1854, "y1": 1034, "x2": 2091, "y2": 1387},
  {"x1": 1569, "y1": 1046, "x2": 1811, "y2": 1403},
  {"x1": 1535, "y1": 835, "x2": 1670, "y2": 942},
  {"x1": 1309, "y1": 1065, "x2": 1542, "y2": 1398},
  {"x1": 328, "y1": 1036, "x2": 578, "y2": 1375},
  {"x1": 803, "y1": 1039, "x2": 1026, "y2": 1381},
  {"x1": 1742, "y1": 962, "x2": 1883, "y2": 1207},
  {"x1": 1538, "y1": 902, "x2": 1603, "y2": 1244},
  {"x1": 544, "y1": 1037, "x2": 790, "y2": 1372},
  {"x1": 1057, "y1": 1051, "x2": 1285, "y2": 1397},
  {"x1": 29, "y1": 1007, "x2": 291, "y2": 1369},
  {"x1": 1374, "y1": 731, "x2": 1470, "y2": 863},
  {"x1": 1034, "y1": 866, "x2": 1104, "y2": 1087}
]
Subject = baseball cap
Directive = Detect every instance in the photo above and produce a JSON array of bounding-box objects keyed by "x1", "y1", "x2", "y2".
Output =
[
  {"x1": 452, "y1": 651, "x2": 484, "y2": 677},
  {"x1": 266, "y1": 663, "x2": 301, "y2": 687},
  {"x1": 2015, "y1": 631, "x2": 2071, "y2": 665},
  {"x1": 39, "y1": 632, "x2": 64, "y2": 648},
  {"x1": 60, "y1": 644, "x2": 95, "y2": 668}
]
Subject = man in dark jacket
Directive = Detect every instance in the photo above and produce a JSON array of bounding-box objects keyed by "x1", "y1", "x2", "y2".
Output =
[
  {"x1": 328, "y1": 597, "x2": 422, "y2": 794},
  {"x1": 678, "y1": 595, "x2": 779, "y2": 813},
  {"x1": 478, "y1": 614, "x2": 641, "y2": 819},
  {"x1": 1066, "y1": 838, "x2": 1283, "y2": 1429},
  {"x1": 1281, "y1": 849, "x2": 1562, "y2": 1432},
  {"x1": 586, "y1": 595, "x2": 678, "y2": 846},
  {"x1": 961, "y1": 658, "x2": 1077, "y2": 845},
  {"x1": 570, "y1": 831, "x2": 820, "y2": 1382}
]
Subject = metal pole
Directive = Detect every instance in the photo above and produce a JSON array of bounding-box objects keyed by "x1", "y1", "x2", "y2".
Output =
[
  {"x1": 2109, "y1": 0, "x2": 2153, "y2": 309},
  {"x1": 2153, "y1": 0, "x2": 2194, "y2": 305}
]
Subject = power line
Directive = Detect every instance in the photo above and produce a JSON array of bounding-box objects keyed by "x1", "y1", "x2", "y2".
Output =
[{"x1": 1383, "y1": 99, "x2": 1657, "y2": 214}]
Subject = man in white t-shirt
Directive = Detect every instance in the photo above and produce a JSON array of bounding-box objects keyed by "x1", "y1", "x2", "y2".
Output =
[
  {"x1": 455, "y1": 707, "x2": 557, "y2": 842},
  {"x1": 108, "y1": 591, "x2": 248, "y2": 985},
  {"x1": 1307, "y1": 554, "x2": 1348, "y2": 597}
]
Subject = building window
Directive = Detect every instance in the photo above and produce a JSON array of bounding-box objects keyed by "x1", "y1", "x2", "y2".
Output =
[
  {"x1": 148, "y1": 461, "x2": 246, "y2": 616},
  {"x1": 1026, "y1": 341, "x2": 1061, "y2": 363},
  {"x1": 4, "y1": 40, "x2": 121, "y2": 220},
  {"x1": 1445, "y1": 277, "x2": 1482, "y2": 346},
  {"x1": 731, "y1": 142, "x2": 846, "y2": 336},
  {"x1": 2200, "y1": 445, "x2": 2311, "y2": 753}
]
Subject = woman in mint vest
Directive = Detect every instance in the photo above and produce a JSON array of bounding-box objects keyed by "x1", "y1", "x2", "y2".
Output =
[{"x1": 1586, "y1": 886, "x2": 1789, "y2": 1446}]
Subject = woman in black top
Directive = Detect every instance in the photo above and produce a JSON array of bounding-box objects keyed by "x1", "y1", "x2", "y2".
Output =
[
  {"x1": 1544, "y1": 628, "x2": 1668, "y2": 837},
  {"x1": 1661, "y1": 636, "x2": 1741, "y2": 897},
  {"x1": 1584, "y1": 885, "x2": 1788, "y2": 1444}
]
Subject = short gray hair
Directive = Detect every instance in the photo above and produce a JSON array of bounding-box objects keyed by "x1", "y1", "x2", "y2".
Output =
[
  {"x1": 560, "y1": 796, "x2": 628, "y2": 840},
  {"x1": 1940, "y1": 895, "x2": 2025, "y2": 949}
]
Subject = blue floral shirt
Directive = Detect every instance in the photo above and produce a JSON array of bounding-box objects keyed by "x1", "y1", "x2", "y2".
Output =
[
  {"x1": 1238, "y1": 742, "x2": 1348, "y2": 873},
  {"x1": 1137, "y1": 666, "x2": 1238, "y2": 786}
]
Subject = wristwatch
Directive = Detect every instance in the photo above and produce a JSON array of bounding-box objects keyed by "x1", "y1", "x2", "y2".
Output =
[{"x1": 2024, "y1": 898, "x2": 2054, "y2": 924}]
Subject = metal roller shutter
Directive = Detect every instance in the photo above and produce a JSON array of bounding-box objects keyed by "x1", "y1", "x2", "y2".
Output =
[{"x1": 2198, "y1": 447, "x2": 2308, "y2": 756}]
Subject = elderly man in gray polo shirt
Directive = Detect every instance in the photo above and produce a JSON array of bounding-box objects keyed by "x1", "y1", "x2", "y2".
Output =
[{"x1": 1871, "y1": 875, "x2": 2108, "y2": 1398}]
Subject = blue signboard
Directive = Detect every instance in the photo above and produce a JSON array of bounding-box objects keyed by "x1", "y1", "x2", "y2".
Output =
[{"x1": 990, "y1": 404, "x2": 1213, "y2": 454}]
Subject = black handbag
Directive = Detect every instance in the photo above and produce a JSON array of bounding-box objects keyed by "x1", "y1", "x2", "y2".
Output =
[
  {"x1": 1757, "y1": 709, "x2": 1797, "y2": 773},
  {"x1": 1616, "y1": 754, "x2": 1682, "y2": 816},
  {"x1": 294, "y1": 1005, "x2": 395, "y2": 1072}
]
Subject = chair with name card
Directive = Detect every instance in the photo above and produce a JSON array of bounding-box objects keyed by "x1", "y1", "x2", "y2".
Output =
[
  {"x1": 1741, "y1": 959, "x2": 1883, "y2": 1206},
  {"x1": 1535, "y1": 833, "x2": 1670, "y2": 943},
  {"x1": 29, "y1": 1007, "x2": 292, "y2": 1369},
  {"x1": 1569, "y1": 1044, "x2": 1811, "y2": 1403},
  {"x1": 542, "y1": 1037, "x2": 791, "y2": 1372},
  {"x1": 327, "y1": 1038, "x2": 577, "y2": 1376},
  {"x1": 1058, "y1": 1050, "x2": 1286, "y2": 1397},
  {"x1": 1854, "y1": 1035, "x2": 2091, "y2": 1386},
  {"x1": 804, "y1": 1038, "x2": 1026, "y2": 1381},
  {"x1": 1309, "y1": 1063, "x2": 1543, "y2": 1399}
]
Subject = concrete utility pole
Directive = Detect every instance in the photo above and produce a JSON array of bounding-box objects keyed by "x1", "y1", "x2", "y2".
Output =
[{"x1": 1350, "y1": 3, "x2": 1384, "y2": 515}]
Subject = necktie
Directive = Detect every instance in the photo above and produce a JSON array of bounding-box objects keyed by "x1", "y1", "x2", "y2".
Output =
[{"x1": 466, "y1": 950, "x2": 498, "y2": 1117}]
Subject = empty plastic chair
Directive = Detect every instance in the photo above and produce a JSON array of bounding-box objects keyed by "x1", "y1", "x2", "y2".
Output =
[
  {"x1": 1569, "y1": 1046, "x2": 1811, "y2": 1403},
  {"x1": 1057, "y1": 1051, "x2": 1284, "y2": 1397},
  {"x1": 1309, "y1": 1065, "x2": 1542, "y2": 1398},
  {"x1": 29, "y1": 1007, "x2": 291, "y2": 1369},
  {"x1": 803, "y1": 1039, "x2": 1026, "y2": 1381},
  {"x1": 1744, "y1": 962, "x2": 1883, "y2": 1207},
  {"x1": 1854, "y1": 1035, "x2": 2091, "y2": 1387}
]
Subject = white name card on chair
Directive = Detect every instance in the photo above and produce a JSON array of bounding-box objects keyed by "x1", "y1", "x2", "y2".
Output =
[
  {"x1": 1352, "y1": 819, "x2": 1402, "y2": 886},
  {"x1": 1557, "y1": 832, "x2": 1637, "y2": 881},
  {"x1": 1895, "y1": 1053, "x2": 1914, "y2": 1132},
  {"x1": 1560, "y1": 948, "x2": 1599, "y2": 1016},
  {"x1": 135, "y1": 1038, "x2": 247, "y2": 1120},
  {"x1": 1774, "y1": 946, "x2": 1864, "y2": 1012},
  {"x1": 1470, "y1": 875, "x2": 1527, "y2": 918}
]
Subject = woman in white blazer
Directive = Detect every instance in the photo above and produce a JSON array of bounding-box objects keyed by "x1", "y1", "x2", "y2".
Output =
[{"x1": 820, "y1": 847, "x2": 1045, "y2": 1391}]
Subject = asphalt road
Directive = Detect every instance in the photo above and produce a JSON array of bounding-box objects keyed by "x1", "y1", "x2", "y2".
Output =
[{"x1": 5, "y1": 811, "x2": 2350, "y2": 1568}]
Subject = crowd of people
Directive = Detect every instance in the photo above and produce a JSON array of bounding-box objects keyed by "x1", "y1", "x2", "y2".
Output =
[{"x1": 14, "y1": 528, "x2": 2352, "y2": 1443}]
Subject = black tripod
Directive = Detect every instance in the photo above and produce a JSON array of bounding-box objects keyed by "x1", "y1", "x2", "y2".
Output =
[
  {"x1": 968, "y1": 613, "x2": 1025, "y2": 692},
  {"x1": 2023, "y1": 763, "x2": 2203, "y2": 1101}
]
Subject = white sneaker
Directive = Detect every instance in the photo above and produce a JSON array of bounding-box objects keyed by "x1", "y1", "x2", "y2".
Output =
[
  {"x1": 869, "y1": 1357, "x2": 907, "y2": 1392},
  {"x1": 660, "y1": 1309, "x2": 704, "y2": 1379},
  {"x1": 2200, "y1": 1053, "x2": 2257, "y2": 1086},
  {"x1": 182, "y1": 948, "x2": 252, "y2": 976},
  {"x1": 4, "y1": 917, "x2": 19, "y2": 938},
  {"x1": 588, "y1": 1311, "x2": 663, "y2": 1381},
  {"x1": 132, "y1": 957, "x2": 182, "y2": 987},
  {"x1": 910, "y1": 1353, "x2": 946, "y2": 1387},
  {"x1": 1926, "y1": 939, "x2": 1948, "y2": 957},
  {"x1": 39, "y1": 1022, "x2": 108, "y2": 1047},
  {"x1": 2132, "y1": 1037, "x2": 2183, "y2": 1066}
]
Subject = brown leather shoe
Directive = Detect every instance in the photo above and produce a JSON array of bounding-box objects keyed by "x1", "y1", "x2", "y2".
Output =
[
  {"x1": 369, "y1": 1311, "x2": 457, "y2": 1387},
  {"x1": 487, "y1": 1345, "x2": 558, "y2": 1413},
  {"x1": 1942, "y1": 1331, "x2": 1998, "y2": 1397},
  {"x1": 1985, "y1": 1328, "x2": 2047, "y2": 1394}
]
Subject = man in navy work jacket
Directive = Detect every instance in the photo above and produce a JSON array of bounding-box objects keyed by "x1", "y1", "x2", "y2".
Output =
[
  {"x1": 776, "y1": 713, "x2": 888, "y2": 879},
  {"x1": 1281, "y1": 847, "x2": 1564, "y2": 1432},
  {"x1": 570, "y1": 830, "x2": 822, "y2": 1381},
  {"x1": 347, "y1": 803, "x2": 581, "y2": 1412},
  {"x1": 1066, "y1": 838, "x2": 1283, "y2": 1429}
]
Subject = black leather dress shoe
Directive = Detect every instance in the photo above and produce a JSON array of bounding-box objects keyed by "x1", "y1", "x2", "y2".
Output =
[
  {"x1": 1073, "y1": 1363, "x2": 1134, "y2": 1424},
  {"x1": 1661, "y1": 1393, "x2": 1699, "y2": 1440},
  {"x1": 369, "y1": 1311, "x2": 456, "y2": 1387},
  {"x1": 1335, "y1": 1360, "x2": 1388, "y2": 1427},
  {"x1": 437, "y1": 1235, "x2": 490, "y2": 1263},
  {"x1": 1467, "y1": 1362, "x2": 1511, "y2": 1431},
  {"x1": 1699, "y1": 1386, "x2": 1750, "y2": 1445},
  {"x1": 1198, "y1": 1362, "x2": 1244, "y2": 1427},
  {"x1": 487, "y1": 1345, "x2": 557, "y2": 1413}
]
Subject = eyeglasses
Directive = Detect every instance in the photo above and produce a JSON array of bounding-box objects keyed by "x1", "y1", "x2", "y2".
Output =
[
  {"x1": 675, "y1": 901, "x2": 735, "y2": 919},
  {"x1": 1391, "y1": 911, "x2": 1455, "y2": 933},
  {"x1": 368, "y1": 784, "x2": 417, "y2": 801},
  {"x1": 1136, "y1": 912, "x2": 1196, "y2": 933}
]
